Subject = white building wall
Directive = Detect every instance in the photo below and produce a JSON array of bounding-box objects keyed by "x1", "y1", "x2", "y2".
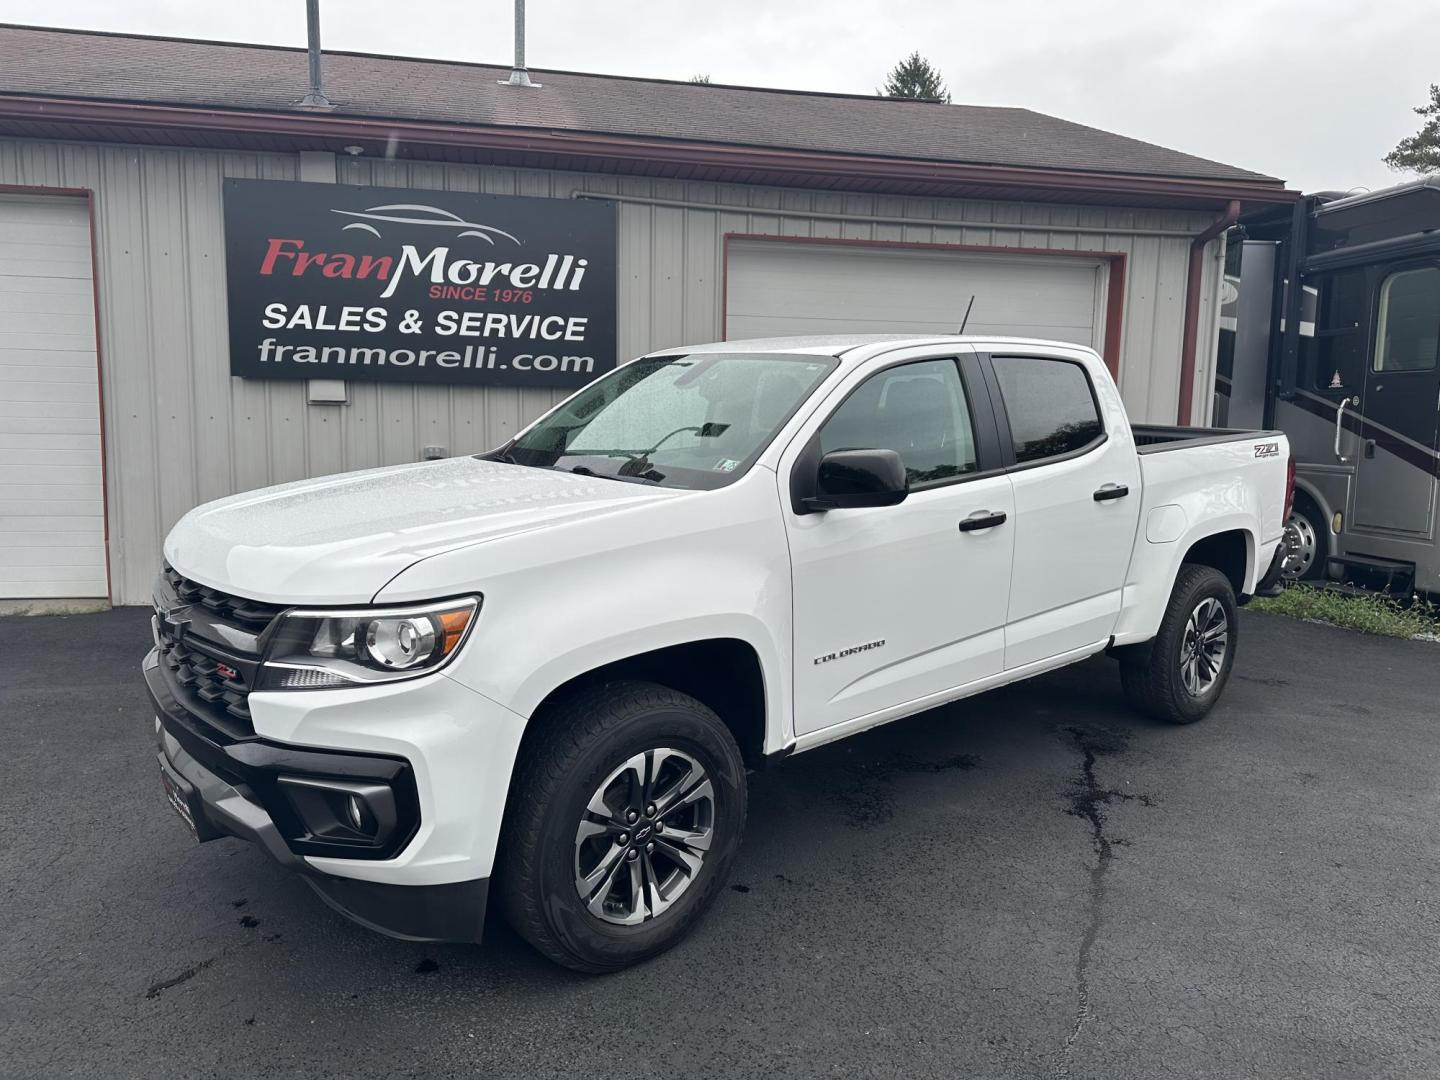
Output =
[{"x1": 0, "y1": 136, "x2": 1224, "y2": 603}]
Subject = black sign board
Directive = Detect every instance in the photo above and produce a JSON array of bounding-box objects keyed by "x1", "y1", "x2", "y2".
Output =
[{"x1": 222, "y1": 179, "x2": 617, "y2": 387}]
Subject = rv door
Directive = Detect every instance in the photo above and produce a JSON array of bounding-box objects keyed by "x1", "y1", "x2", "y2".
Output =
[{"x1": 1352, "y1": 263, "x2": 1440, "y2": 537}]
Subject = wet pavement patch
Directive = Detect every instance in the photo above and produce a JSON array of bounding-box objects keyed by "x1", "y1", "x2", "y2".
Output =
[
  {"x1": 829, "y1": 750, "x2": 981, "y2": 828},
  {"x1": 145, "y1": 957, "x2": 216, "y2": 1000}
]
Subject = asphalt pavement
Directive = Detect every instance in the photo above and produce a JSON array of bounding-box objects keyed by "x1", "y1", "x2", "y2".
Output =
[{"x1": 1, "y1": 606, "x2": 1437, "y2": 1079}]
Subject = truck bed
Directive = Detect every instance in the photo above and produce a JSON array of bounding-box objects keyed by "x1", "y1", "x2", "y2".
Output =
[{"x1": 1131, "y1": 424, "x2": 1284, "y2": 454}]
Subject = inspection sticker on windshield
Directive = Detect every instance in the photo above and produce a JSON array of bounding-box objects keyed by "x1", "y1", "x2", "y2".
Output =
[{"x1": 716, "y1": 458, "x2": 741, "y2": 472}]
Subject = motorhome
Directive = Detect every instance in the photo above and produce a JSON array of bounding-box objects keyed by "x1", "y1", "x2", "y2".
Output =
[{"x1": 1215, "y1": 179, "x2": 1440, "y2": 594}]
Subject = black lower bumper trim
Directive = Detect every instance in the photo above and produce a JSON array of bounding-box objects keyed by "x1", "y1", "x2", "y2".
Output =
[{"x1": 305, "y1": 875, "x2": 488, "y2": 944}]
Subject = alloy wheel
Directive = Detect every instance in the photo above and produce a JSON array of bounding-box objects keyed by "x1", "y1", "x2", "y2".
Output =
[
  {"x1": 573, "y1": 748, "x2": 715, "y2": 926},
  {"x1": 1179, "y1": 597, "x2": 1229, "y2": 696}
]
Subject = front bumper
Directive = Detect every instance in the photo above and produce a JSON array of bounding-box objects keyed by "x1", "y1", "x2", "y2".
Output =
[{"x1": 145, "y1": 650, "x2": 489, "y2": 943}]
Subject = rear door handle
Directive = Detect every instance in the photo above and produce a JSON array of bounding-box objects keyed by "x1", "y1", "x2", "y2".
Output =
[
  {"x1": 959, "y1": 511, "x2": 1007, "y2": 532},
  {"x1": 1093, "y1": 484, "x2": 1130, "y2": 502}
]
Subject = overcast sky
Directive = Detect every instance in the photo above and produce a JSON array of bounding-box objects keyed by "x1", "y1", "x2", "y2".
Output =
[{"x1": 5, "y1": 0, "x2": 1436, "y2": 193}]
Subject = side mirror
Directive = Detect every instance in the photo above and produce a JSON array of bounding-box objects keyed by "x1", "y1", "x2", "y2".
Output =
[{"x1": 803, "y1": 448, "x2": 909, "y2": 511}]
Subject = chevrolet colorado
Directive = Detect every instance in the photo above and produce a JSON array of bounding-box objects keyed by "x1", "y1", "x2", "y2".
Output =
[{"x1": 146, "y1": 334, "x2": 1292, "y2": 971}]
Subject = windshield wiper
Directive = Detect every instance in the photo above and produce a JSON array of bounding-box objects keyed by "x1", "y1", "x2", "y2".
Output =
[
  {"x1": 563, "y1": 463, "x2": 663, "y2": 485},
  {"x1": 566, "y1": 422, "x2": 731, "y2": 477}
]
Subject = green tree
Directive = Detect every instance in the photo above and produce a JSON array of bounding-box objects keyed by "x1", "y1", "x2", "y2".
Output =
[
  {"x1": 1385, "y1": 84, "x2": 1440, "y2": 176},
  {"x1": 688, "y1": 74, "x2": 711, "y2": 84},
  {"x1": 878, "y1": 52, "x2": 950, "y2": 103}
]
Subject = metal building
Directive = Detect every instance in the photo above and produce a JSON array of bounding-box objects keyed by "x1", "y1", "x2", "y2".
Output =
[{"x1": 0, "y1": 25, "x2": 1294, "y2": 606}]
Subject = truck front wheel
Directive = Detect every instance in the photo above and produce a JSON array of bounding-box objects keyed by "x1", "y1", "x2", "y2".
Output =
[
  {"x1": 1118, "y1": 564, "x2": 1238, "y2": 725},
  {"x1": 495, "y1": 680, "x2": 747, "y2": 972}
]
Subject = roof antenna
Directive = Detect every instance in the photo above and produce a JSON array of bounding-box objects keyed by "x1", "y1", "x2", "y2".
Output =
[
  {"x1": 499, "y1": 0, "x2": 542, "y2": 88},
  {"x1": 957, "y1": 294, "x2": 976, "y2": 334},
  {"x1": 296, "y1": 0, "x2": 334, "y2": 110}
]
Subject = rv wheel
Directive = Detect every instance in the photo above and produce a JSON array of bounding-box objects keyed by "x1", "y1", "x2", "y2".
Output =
[{"x1": 1281, "y1": 498, "x2": 1327, "y2": 581}]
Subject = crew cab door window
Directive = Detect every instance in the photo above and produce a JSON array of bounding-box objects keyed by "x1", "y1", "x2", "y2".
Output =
[
  {"x1": 988, "y1": 353, "x2": 1139, "y2": 669},
  {"x1": 991, "y1": 355, "x2": 1104, "y2": 462},
  {"x1": 818, "y1": 358, "x2": 978, "y2": 485}
]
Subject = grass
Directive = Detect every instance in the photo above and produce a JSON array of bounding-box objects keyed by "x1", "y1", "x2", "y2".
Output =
[{"x1": 1250, "y1": 583, "x2": 1440, "y2": 640}]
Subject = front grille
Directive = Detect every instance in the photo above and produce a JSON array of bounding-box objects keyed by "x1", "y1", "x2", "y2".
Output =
[
  {"x1": 158, "y1": 634, "x2": 254, "y2": 727},
  {"x1": 155, "y1": 564, "x2": 284, "y2": 738},
  {"x1": 163, "y1": 563, "x2": 284, "y2": 630}
]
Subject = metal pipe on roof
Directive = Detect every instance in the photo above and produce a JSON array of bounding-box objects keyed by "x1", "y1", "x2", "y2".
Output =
[
  {"x1": 297, "y1": 0, "x2": 332, "y2": 109},
  {"x1": 1176, "y1": 199, "x2": 1240, "y2": 425},
  {"x1": 499, "y1": 0, "x2": 541, "y2": 88}
]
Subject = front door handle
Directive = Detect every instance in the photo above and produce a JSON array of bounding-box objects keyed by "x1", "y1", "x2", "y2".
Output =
[
  {"x1": 959, "y1": 510, "x2": 1007, "y2": 532},
  {"x1": 1093, "y1": 484, "x2": 1130, "y2": 502}
]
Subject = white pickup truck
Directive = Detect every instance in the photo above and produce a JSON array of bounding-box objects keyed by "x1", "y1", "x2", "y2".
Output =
[{"x1": 147, "y1": 334, "x2": 1292, "y2": 971}]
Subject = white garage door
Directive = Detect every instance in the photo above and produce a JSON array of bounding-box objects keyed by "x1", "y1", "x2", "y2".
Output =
[
  {"x1": 0, "y1": 195, "x2": 106, "y2": 599},
  {"x1": 726, "y1": 241, "x2": 1104, "y2": 349}
]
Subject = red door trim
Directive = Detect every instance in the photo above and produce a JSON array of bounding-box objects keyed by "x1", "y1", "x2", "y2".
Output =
[
  {"x1": 720, "y1": 232, "x2": 1127, "y2": 379},
  {"x1": 0, "y1": 183, "x2": 112, "y2": 603}
]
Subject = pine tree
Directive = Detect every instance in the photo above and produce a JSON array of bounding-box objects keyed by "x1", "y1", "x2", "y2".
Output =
[
  {"x1": 1385, "y1": 84, "x2": 1440, "y2": 176},
  {"x1": 688, "y1": 74, "x2": 712, "y2": 85},
  {"x1": 878, "y1": 52, "x2": 950, "y2": 104}
]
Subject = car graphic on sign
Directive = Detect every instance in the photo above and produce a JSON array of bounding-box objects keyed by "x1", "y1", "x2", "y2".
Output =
[{"x1": 331, "y1": 203, "x2": 521, "y2": 245}]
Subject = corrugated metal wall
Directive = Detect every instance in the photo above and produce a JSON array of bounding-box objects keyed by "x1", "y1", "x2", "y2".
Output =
[{"x1": 0, "y1": 136, "x2": 1225, "y2": 604}]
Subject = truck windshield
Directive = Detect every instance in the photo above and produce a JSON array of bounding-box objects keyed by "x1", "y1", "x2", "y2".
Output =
[{"x1": 497, "y1": 352, "x2": 835, "y2": 489}]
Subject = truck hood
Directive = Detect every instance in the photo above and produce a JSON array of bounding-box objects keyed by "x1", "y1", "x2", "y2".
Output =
[{"x1": 163, "y1": 457, "x2": 684, "y2": 604}]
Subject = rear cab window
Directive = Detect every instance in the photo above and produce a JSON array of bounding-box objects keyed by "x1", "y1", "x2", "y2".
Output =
[{"x1": 991, "y1": 355, "x2": 1105, "y2": 464}]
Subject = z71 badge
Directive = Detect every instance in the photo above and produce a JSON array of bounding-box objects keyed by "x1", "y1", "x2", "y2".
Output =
[{"x1": 1254, "y1": 441, "x2": 1280, "y2": 458}]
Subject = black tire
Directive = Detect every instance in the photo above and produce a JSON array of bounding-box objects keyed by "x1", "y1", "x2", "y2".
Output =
[
  {"x1": 495, "y1": 680, "x2": 747, "y2": 973},
  {"x1": 1119, "y1": 564, "x2": 1239, "y2": 725},
  {"x1": 1282, "y1": 496, "x2": 1328, "y2": 581}
]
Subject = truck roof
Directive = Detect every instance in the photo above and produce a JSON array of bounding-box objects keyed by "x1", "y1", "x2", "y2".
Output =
[{"x1": 654, "y1": 334, "x2": 1100, "y2": 361}]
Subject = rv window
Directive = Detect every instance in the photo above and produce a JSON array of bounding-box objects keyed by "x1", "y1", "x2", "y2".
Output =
[
  {"x1": 1302, "y1": 269, "x2": 1368, "y2": 393},
  {"x1": 1374, "y1": 267, "x2": 1440, "y2": 373}
]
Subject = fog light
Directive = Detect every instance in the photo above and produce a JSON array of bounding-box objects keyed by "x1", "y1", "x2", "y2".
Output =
[
  {"x1": 346, "y1": 794, "x2": 366, "y2": 832},
  {"x1": 277, "y1": 776, "x2": 396, "y2": 846}
]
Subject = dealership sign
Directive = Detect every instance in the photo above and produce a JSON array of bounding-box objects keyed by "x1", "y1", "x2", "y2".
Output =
[{"x1": 222, "y1": 179, "x2": 617, "y2": 387}]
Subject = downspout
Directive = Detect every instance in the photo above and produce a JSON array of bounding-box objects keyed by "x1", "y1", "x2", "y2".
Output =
[{"x1": 1176, "y1": 199, "x2": 1241, "y2": 424}]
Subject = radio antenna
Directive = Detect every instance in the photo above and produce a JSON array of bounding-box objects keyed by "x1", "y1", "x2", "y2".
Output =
[{"x1": 957, "y1": 294, "x2": 976, "y2": 335}]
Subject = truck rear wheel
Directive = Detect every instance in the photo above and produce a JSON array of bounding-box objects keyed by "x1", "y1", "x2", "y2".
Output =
[
  {"x1": 1119, "y1": 564, "x2": 1238, "y2": 725},
  {"x1": 495, "y1": 680, "x2": 747, "y2": 972}
]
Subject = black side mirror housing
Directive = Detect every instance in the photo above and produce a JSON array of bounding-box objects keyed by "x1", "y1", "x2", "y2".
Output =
[{"x1": 800, "y1": 448, "x2": 909, "y2": 512}]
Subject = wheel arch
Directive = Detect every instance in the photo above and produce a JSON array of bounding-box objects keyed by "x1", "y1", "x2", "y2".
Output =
[
  {"x1": 519, "y1": 637, "x2": 770, "y2": 769},
  {"x1": 1180, "y1": 526, "x2": 1254, "y2": 597}
]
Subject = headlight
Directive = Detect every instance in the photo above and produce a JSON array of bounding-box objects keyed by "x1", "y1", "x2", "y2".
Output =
[{"x1": 260, "y1": 596, "x2": 480, "y2": 689}]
